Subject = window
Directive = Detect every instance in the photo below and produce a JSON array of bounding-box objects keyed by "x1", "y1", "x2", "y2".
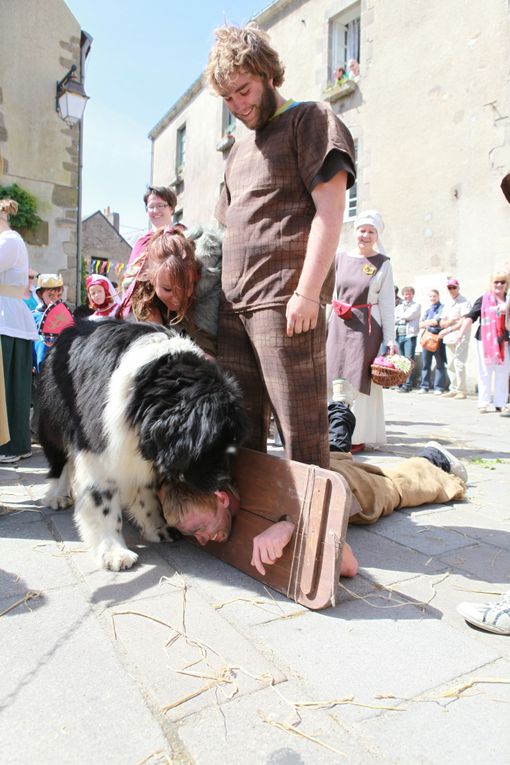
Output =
[
  {"x1": 222, "y1": 102, "x2": 236, "y2": 135},
  {"x1": 329, "y1": 5, "x2": 360, "y2": 82},
  {"x1": 344, "y1": 139, "x2": 358, "y2": 220},
  {"x1": 176, "y1": 124, "x2": 186, "y2": 174}
]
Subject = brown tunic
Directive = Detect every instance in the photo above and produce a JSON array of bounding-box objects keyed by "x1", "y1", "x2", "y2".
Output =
[
  {"x1": 215, "y1": 101, "x2": 355, "y2": 312},
  {"x1": 326, "y1": 252, "x2": 389, "y2": 395}
]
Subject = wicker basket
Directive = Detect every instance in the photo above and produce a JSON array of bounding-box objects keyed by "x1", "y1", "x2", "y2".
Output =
[{"x1": 371, "y1": 358, "x2": 415, "y2": 388}]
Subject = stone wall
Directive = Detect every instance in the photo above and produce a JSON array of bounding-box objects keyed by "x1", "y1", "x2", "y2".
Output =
[
  {"x1": 149, "y1": 0, "x2": 510, "y2": 390},
  {"x1": 82, "y1": 211, "x2": 132, "y2": 265},
  {"x1": 0, "y1": 0, "x2": 86, "y2": 303}
]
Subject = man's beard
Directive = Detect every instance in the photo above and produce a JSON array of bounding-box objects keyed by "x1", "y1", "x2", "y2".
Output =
[
  {"x1": 237, "y1": 81, "x2": 278, "y2": 130},
  {"x1": 255, "y1": 82, "x2": 278, "y2": 129}
]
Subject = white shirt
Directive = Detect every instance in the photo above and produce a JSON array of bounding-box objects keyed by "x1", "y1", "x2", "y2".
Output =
[
  {"x1": 395, "y1": 299, "x2": 421, "y2": 338},
  {"x1": 441, "y1": 293, "x2": 472, "y2": 344},
  {"x1": 0, "y1": 229, "x2": 39, "y2": 340}
]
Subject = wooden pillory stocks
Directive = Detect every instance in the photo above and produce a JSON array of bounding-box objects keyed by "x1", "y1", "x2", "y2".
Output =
[{"x1": 197, "y1": 449, "x2": 350, "y2": 611}]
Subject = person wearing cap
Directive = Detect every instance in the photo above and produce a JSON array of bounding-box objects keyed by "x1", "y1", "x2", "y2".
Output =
[
  {"x1": 327, "y1": 210, "x2": 397, "y2": 452},
  {"x1": 0, "y1": 199, "x2": 38, "y2": 463},
  {"x1": 438, "y1": 278, "x2": 472, "y2": 399},
  {"x1": 30, "y1": 274, "x2": 65, "y2": 435}
]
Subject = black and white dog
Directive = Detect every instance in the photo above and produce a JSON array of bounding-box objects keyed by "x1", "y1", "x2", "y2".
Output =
[{"x1": 39, "y1": 320, "x2": 248, "y2": 571}]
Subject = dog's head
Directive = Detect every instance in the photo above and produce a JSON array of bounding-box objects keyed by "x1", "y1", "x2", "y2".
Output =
[{"x1": 127, "y1": 351, "x2": 249, "y2": 492}]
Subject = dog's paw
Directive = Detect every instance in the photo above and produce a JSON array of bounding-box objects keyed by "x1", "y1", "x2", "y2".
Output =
[
  {"x1": 157, "y1": 525, "x2": 182, "y2": 543},
  {"x1": 96, "y1": 542, "x2": 139, "y2": 571},
  {"x1": 44, "y1": 493, "x2": 73, "y2": 511}
]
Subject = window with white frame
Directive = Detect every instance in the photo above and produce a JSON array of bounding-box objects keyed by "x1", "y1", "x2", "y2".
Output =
[
  {"x1": 176, "y1": 124, "x2": 186, "y2": 174},
  {"x1": 329, "y1": 4, "x2": 361, "y2": 83},
  {"x1": 222, "y1": 102, "x2": 236, "y2": 135},
  {"x1": 344, "y1": 139, "x2": 358, "y2": 220}
]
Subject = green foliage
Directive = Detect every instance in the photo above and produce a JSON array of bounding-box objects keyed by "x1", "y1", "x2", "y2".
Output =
[
  {"x1": 470, "y1": 457, "x2": 509, "y2": 470},
  {"x1": 0, "y1": 183, "x2": 42, "y2": 231}
]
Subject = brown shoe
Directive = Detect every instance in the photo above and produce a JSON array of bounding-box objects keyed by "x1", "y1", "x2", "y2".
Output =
[{"x1": 454, "y1": 392, "x2": 466, "y2": 400}]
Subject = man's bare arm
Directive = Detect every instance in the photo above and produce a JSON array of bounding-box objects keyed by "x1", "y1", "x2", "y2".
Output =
[
  {"x1": 286, "y1": 170, "x2": 347, "y2": 337},
  {"x1": 251, "y1": 521, "x2": 295, "y2": 575}
]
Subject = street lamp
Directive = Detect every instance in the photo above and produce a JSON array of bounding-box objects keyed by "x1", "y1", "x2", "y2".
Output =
[{"x1": 56, "y1": 64, "x2": 89, "y2": 126}]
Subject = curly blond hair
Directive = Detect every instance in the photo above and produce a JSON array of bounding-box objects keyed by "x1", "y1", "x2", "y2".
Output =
[
  {"x1": 0, "y1": 198, "x2": 19, "y2": 217},
  {"x1": 130, "y1": 228, "x2": 201, "y2": 323},
  {"x1": 206, "y1": 22, "x2": 285, "y2": 93}
]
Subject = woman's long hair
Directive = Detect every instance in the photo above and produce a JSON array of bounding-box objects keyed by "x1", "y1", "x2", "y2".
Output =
[{"x1": 131, "y1": 228, "x2": 201, "y2": 323}]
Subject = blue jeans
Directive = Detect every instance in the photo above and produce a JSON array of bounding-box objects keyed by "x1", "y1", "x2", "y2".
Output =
[
  {"x1": 397, "y1": 335, "x2": 417, "y2": 390},
  {"x1": 420, "y1": 343, "x2": 448, "y2": 392}
]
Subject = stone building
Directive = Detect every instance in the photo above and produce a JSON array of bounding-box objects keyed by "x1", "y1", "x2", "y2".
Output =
[
  {"x1": 149, "y1": 0, "x2": 510, "y2": 387},
  {"x1": 82, "y1": 208, "x2": 132, "y2": 283},
  {"x1": 0, "y1": 0, "x2": 91, "y2": 304}
]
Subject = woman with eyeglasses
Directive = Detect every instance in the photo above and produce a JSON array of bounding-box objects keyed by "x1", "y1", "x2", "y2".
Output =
[
  {"x1": 117, "y1": 186, "x2": 177, "y2": 319},
  {"x1": 457, "y1": 269, "x2": 510, "y2": 413}
]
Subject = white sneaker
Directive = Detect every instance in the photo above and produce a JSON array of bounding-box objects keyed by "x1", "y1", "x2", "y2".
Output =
[
  {"x1": 0, "y1": 454, "x2": 20, "y2": 463},
  {"x1": 417, "y1": 388, "x2": 428, "y2": 394},
  {"x1": 457, "y1": 591, "x2": 510, "y2": 635},
  {"x1": 425, "y1": 440, "x2": 468, "y2": 483},
  {"x1": 433, "y1": 390, "x2": 443, "y2": 396}
]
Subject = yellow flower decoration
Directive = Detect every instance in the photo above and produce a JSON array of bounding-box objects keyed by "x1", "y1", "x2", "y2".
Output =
[{"x1": 363, "y1": 263, "x2": 377, "y2": 275}]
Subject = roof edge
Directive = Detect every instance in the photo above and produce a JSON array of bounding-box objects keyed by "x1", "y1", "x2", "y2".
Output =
[{"x1": 147, "y1": 0, "x2": 296, "y2": 141}]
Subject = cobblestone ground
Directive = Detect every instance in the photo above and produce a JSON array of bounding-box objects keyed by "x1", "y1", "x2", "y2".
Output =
[{"x1": 1, "y1": 389, "x2": 509, "y2": 764}]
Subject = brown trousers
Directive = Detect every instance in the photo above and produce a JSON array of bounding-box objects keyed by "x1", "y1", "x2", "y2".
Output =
[
  {"x1": 218, "y1": 306, "x2": 330, "y2": 468},
  {"x1": 329, "y1": 454, "x2": 466, "y2": 525}
]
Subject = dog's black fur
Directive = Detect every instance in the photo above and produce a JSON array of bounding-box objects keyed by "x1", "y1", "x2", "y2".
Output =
[{"x1": 39, "y1": 319, "x2": 248, "y2": 570}]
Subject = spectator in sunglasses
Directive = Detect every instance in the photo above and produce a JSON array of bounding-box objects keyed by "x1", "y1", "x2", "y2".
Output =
[{"x1": 457, "y1": 270, "x2": 509, "y2": 413}]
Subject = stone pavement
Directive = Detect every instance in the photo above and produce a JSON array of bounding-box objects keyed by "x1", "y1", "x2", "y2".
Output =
[{"x1": 1, "y1": 389, "x2": 509, "y2": 764}]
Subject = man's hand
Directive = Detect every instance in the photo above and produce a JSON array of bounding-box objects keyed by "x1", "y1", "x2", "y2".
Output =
[
  {"x1": 286, "y1": 170, "x2": 347, "y2": 338},
  {"x1": 286, "y1": 293, "x2": 319, "y2": 337},
  {"x1": 251, "y1": 520, "x2": 295, "y2": 575}
]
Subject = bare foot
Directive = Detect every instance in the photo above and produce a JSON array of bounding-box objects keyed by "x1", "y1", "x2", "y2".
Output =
[{"x1": 340, "y1": 541, "x2": 358, "y2": 577}]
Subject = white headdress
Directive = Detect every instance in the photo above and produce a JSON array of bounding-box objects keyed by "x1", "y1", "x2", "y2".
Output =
[{"x1": 354, "y1": 210, "x2": 386, "y2": 254}]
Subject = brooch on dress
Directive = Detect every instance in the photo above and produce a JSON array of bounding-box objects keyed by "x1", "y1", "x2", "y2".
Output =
[{"x1": 363, "y1": 263, "x2": 377, "y2": 275}]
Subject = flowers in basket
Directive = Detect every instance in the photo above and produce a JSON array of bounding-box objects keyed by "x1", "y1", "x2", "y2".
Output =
[{"x1": 373, "y1": 354, "x2": 413, "y2": 374}]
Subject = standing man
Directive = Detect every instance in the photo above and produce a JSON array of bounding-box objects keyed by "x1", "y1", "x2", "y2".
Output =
[
  {"x1": 394, "y1": 286, "x2": 421, "y2": 392},
  {"x1": 206, "y1": 24, "x2": 356, "y2": 468},
  {"x1": 439, "y1": 278, "x2": 472, "y2": 399}
]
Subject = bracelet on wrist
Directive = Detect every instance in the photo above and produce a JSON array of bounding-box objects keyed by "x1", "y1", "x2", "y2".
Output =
[{"x1": 294, "y1": 290, "x2": 324, "y2": 308}]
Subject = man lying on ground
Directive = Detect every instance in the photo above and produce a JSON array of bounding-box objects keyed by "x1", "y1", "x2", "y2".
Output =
[{"x1": 160, "y1": 442, "x2": 467, "y2": 579}]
